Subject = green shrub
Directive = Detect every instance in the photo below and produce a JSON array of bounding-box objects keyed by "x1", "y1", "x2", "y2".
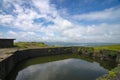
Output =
[
  {"x1": 77, "y1": 47, "x2": 81, "y2": 52},
  {"x1": 108, "y1": 71, "x2": 116, "y2": 77},
  {"x1": 87, "y1": 47, "x2": 94, "y2": 54},
  {"x1": 77, "y1": 47, "x2": 83, "y2": 54},
  {"x1": 112, "y1": 66, "x2": 120, "y2": 74},
  {"x1": 77, "y1": 47, "x2": 94, "y2": 55},
  {"x1": 48, "y1": 49, "x2": 52, "y2": 52},
  {"x1": 107, "y1": 51, "x2": 117, "y2": 57}
]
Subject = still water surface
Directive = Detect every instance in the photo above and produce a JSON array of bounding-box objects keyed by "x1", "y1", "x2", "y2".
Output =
[{"x1": 16, "y1": 59, "x2": 107, "y2": 80}]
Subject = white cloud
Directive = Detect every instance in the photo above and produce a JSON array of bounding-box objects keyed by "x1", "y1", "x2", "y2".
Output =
[
  {"x1": 5, "y1": 23, "x2": 120, "y2": 43},
  {"x1": 0, "y1": 0, "x2": 61, "y2": 31},
  {"x1": 73, "y1": 7, "x2": 120, "y2": 21},
  {"x1": 0, "y1": 15, "x2": 14, "y2": 24},
  {"x1": 61, "y1": 23, "x2": 120, "y2": 43},
  {"x1": 7, "y1": 31, "x2": 43, "y2": 42},
  {"x1": 32, "y1": 0, "x2": 52, "y2": 14},
  {"x1": 8, "y1": 31, "x2": 17, "y2": 36}
]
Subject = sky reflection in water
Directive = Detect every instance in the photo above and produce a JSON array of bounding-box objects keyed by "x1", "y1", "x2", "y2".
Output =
[{"x1": 16, "y1": 58, "x2": 108, "y2": 80}]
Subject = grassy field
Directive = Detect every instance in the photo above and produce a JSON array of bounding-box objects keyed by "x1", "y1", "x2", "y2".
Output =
[
  {"x1": 14, "y1": 42, "x2": 120, "y2": 51},
  {"x1": 94, "y1": 44, "x2": 120, "y2": 51},
  {"x1": 14, "y1": 42, "x2": 48, "y2": 49}
]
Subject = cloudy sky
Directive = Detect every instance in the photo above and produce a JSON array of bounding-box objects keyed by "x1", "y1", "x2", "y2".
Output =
[{"x1": 0, "y1": 0, "x2": 120, "y2": 43}]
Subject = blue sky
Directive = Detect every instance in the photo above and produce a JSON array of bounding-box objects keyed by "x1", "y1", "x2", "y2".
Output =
[{"x1": 0, "y1": 0, "x2": 120, "y2": 43}]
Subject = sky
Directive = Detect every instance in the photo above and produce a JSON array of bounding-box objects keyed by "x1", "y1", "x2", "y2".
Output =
[{"x1": 0, "y1": 0, "x2": 120, "y2": 43}]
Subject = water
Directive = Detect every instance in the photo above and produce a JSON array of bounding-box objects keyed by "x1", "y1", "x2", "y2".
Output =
[
  {"x1": 6, "y1": 54, "x2": 117, "y2": 80},
  {"x1": 16, "y1": 59, "x2": 107, "y2": 80}
]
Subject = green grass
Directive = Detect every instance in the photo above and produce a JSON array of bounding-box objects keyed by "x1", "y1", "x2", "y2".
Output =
[
  {"x1": 112, "y1": 66, "x2": 120, "y2": 74},
  {"x1": 94, "y1": 44, "x2": 120, "y2": 51},
  {"x1": 14, "y1": 42, "x2": 48, "y2": 49}
]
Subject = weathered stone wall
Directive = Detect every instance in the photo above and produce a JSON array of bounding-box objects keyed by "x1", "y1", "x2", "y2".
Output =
[
  {"x1": 93, "y1": 50, "x2": 120, "y2": 62},
  {"x1": 116, "y1": 53, "x2": 120, "y2": 64},
  {"x1": 0, "y1": 55, "x2": 15, "y2": 80}
]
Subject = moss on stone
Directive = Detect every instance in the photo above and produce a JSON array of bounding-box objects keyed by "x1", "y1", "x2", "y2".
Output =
[{"x1": 97, "y1": 66, "x2": 120, "y2": 80}]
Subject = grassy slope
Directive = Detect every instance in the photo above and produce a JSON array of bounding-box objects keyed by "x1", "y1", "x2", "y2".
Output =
[
  {"x1": 94, "y1": 44, "x2": 120, "y2": 51},
  {"x1": 14, "y1": 42, "x2": 48, "y2": 49}
]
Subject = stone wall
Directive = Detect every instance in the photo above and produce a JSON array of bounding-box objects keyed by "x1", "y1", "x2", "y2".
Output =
[
  {"x1": 116, "y1": 53, "x2": 120, "y2": 64},
  {"x1": 93, "y1": 50, "x2": 120, "y2": 62},
  {"x1": 0, "y1": 55, "x2": 15, "y2": 80}
]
